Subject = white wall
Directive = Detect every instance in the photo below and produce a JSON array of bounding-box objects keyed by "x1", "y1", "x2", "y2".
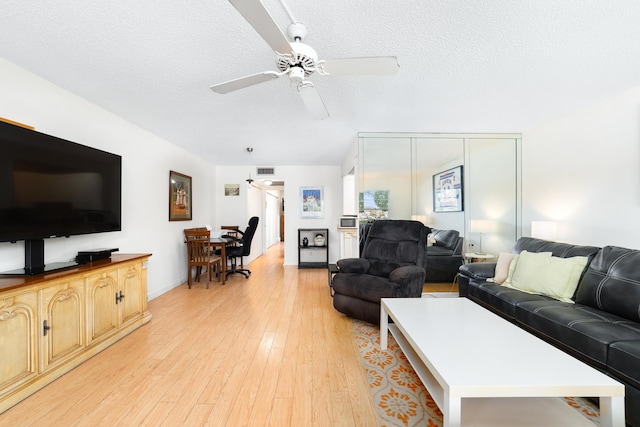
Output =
[
  {"x1": 282, "y1": 165, "x2": 342, "y2": 265},
  {"x1": 0, "y1": 58, "x2": 215, "y2": 299},
  {"x1": 215, "y1": 165, "x2": 343, "y2": 266},
  {"x1": 523, "y1": 86, "x2": 640, "y2": 248}
]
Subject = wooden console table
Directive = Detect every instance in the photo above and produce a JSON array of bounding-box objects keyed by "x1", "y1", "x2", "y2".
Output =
[{"x1": 0, "y1": 253, "x2": 152, "y2": 414}]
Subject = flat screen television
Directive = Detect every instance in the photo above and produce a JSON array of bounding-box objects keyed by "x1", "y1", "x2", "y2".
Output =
[{"x1": 0, "y1": 120, "x2": 122, "y2": 275}]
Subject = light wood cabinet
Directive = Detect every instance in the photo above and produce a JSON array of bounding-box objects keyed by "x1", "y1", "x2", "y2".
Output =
[
  {"x1": 119, "y1": 263, "x2": 145, "y2": 326},
  {"x1": 0, "y1": 254, "x2": 151, "y2": 414},
  {"x1": 39, "y1": 277, "x2": 85, "y2": 372},
  {"x1": 0, "y1": 289, "x2": 38, "y2": 400},
  {"x1": 86, "y1": 268, "x2": 119, "y2": 345}
]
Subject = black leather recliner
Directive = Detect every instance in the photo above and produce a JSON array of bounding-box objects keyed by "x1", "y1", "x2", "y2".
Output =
[{"x1": 332, "y1": 220, "x2": 427, "y2": 324}]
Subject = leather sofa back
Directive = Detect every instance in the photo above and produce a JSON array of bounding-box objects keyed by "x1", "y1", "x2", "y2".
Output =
[
  {"x1": 431, "y1": 229, "x2": 460, "y2": 250},
  {"x1": 576, "y1": 246, "x2": 640, "y2": 323},
  {"x1": 513, "y1": 237, "x2": 600, "y2": 259}
]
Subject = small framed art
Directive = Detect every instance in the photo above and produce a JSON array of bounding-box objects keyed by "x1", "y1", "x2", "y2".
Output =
[
  {"x1": 169, "y1": 170, "x2": 192, "y2": 221},
  {"x1": 225, "y1": 184, "x2": 240, "y2": 196}
]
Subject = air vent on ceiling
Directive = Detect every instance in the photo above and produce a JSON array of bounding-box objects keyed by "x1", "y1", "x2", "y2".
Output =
[{"x1": 256, "y1": 167, "x2": 275, "y2": 175}]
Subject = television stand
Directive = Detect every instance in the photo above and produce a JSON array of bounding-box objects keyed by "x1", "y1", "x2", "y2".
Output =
[
  {"x1": 0, "y1": 253, "x2": 152, "y2": 414},
  {"x1": 0, "y1": 238, "x2": 79, "y2": 276},
  {"x1": 0, "y1": 261, "x2": 79, "y2": 276}
]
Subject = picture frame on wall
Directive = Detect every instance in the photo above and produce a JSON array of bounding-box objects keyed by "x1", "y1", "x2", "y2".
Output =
[
  {"x1": 300, "y1": 186, "x2": 324, "y2": 218},
  {"x1": 169, "y1": 170, "x2": 192, "y2": 221},
  {"x1": 359, "y1": 190, "x2": 390, "y2": 221},
  {"x1": 224, "y1": 184, "x2": 240, "y2": 196},
  {"x1": 433, "y1": 165, "x2": 463, "y2": 212}
]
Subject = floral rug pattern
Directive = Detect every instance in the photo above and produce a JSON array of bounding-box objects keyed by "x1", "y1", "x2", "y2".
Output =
[{"x1": 353, "y1": 319, "x2": 600, "y2": 427}]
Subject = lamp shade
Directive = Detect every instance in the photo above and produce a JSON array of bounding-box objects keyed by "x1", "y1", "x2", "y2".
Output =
[
  {"x1": 531, "y1": 221, "x2": 557, "y2": 240},
  {"x1": 469, "y1": 219, "x2": 495, "y2": 234}
]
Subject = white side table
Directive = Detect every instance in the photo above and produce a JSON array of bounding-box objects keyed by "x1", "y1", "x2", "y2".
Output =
[{"x1": 464, "y1": 252, "x2": 495, "y2": 263}]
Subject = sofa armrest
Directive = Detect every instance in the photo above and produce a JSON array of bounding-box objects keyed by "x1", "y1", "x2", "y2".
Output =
[
  {"x1": 389, "y1": 265, "x2": 426, "y2": 298},
  {"x1": 459, "y1": 262, "x2": 496, "y2": 280},
  {"x1": 336, "y1": 258, "x2": 370, "y2": 274}
]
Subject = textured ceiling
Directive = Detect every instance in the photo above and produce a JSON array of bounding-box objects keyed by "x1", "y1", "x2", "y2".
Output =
[{"x1": 1, "y1": 0, "x2": 640, "y2": 166}]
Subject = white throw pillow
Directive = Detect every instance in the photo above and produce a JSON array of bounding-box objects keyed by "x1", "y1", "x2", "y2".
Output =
[
  {"x1": 502, "y1": 250, "x2": 588, "y2": 303},
  {"x1": 490, "y1": 252, "x2": 517, "y2": 284}
]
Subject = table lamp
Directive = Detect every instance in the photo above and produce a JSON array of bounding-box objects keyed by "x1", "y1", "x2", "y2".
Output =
[
  {"x1": 531, "y1": 221, "x2": 557, "y2": 240},
  {"x1": 469, "y1": 219, "x2": 495, "y2": 254}
]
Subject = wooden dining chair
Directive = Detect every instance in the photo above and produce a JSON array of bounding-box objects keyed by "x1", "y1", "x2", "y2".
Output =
[{"x1": 184, "y1": 228, "x2": 222, "y2": 288}]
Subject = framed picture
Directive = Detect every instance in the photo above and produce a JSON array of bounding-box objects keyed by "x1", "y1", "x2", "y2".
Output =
[
  {"x1": 433, "y1": 166, "x2": 463, "y2": 212},
  {"x1": 359, "y1": 190, "x2": 390, "y2": 221},
  {"x1": 300, "y1": 186, "x2": 324, "y2": 218},
  {"x1": 224, "y1": 184, "x2": 240, "y2": 196},
  {"x1": 169, "y1": 170, "x2": 192, "y2": 221}
]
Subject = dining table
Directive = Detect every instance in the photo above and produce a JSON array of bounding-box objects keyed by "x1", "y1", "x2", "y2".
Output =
[{"x1": 209, "y1": 237, "x2": 229, "y2": 284}]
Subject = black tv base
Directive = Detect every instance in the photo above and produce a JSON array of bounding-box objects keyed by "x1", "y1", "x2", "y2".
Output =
[{"x1": 0, "y1": 261, "x2": 79, "y2": 276}]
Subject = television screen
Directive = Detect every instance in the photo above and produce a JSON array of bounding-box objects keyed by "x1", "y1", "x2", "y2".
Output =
[{"x1": 0, "y1": 121, "x2": 122, "y2": 243}]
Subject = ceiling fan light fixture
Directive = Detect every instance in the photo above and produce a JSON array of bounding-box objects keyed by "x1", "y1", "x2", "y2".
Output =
[{"x1": 289, "y1": 66, "x2": 305, "y2": 83}]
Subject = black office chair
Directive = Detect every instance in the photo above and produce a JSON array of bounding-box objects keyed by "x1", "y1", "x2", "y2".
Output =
[{"x1": 222, "y1": 216, "x2": 259, "y2": 278}]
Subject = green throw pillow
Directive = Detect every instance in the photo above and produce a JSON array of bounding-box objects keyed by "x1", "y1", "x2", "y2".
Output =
[
  {"x1": 502, "y1": 251, "x2": 552, "y2": 285},
  {"x1": 502, "y1": 250, "x2": 588, "y2": 303}
]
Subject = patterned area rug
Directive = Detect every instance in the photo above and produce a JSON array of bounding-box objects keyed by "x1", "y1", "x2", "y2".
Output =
[{"x1": 353, "y1": 319, "x2": 601, "y2": 427}]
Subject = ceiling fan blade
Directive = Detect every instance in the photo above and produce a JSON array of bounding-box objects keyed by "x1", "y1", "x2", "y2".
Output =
[
  {"x1": 229, "y1": 0, "x2": 294, "y2": 55},
  {"x1": 320, "y1": 56, "x2": 399, "y2": 76},
  {"x1": 297, "y1": 82, "x2": 329, "y2": 120},
  {"x1": 210, "y1": 71, "x2": 280, "y2": 94}
]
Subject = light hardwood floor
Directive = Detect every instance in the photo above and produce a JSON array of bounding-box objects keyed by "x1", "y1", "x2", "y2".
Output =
[
  {"x1": 0, "y1": 243, "x2": 378, "y2": 426},
  {"x1": 0, "y1": 243, "x2": 456, "y2": 426}
]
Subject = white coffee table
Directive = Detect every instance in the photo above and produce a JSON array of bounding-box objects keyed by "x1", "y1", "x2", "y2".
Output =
[{"x1": 380, "y1": 297, "x2": 625, "y2": 427}]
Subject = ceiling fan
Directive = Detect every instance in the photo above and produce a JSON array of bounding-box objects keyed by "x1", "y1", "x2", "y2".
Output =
[{"x1": 210, "y1": 0, "x2": 399, "y2": 120}]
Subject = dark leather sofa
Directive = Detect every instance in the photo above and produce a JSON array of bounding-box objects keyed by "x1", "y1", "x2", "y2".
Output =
[
  {"x1": 425, "y1": 229, "x2": 464, "y2": 282},
  {"x1": 458, "y1": 237, "x2": 640, "y2": 426}
]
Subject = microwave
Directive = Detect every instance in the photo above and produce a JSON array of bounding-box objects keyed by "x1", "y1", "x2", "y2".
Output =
[{"x1": 339, "y1": 216, "x2": 358, "y2": 228}]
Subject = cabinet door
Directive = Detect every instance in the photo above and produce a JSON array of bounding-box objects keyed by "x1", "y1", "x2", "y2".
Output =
[
  {"x1": 39, "y1": 279, "x2": 85, "y2": 372},
  {"x1": 0, "y1": 291, "x2": 38, "y2": 397},
  {"x1": 86, "y1": 269, "x2": 119, "y2": 345},
  {"x1": 118, "y1": 263, "x2": 143, "y2": 325}
]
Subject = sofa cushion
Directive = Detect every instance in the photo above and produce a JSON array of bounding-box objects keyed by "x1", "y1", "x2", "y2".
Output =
[
  {"x1": 576, "y1": 246, "x2": 640, "y2": 323},
  {"x1": 431, "y1": 229, "x2": 459, "y2": 250},
  {"x1": 502, "y1": 251, "x2": 588, "y2": 303},
  {"x1": 469, "y1": 282, "x2": 556, "y2": 320},
  {"x1": 608, "y1": 340, "x2": 640, "y2": 390},
  {"x1": 332, "y1": 273, "x2": 398, "y2": 304},
  {"x1": 516, "y1": 300, "x2": 640, "y2": 367}
]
